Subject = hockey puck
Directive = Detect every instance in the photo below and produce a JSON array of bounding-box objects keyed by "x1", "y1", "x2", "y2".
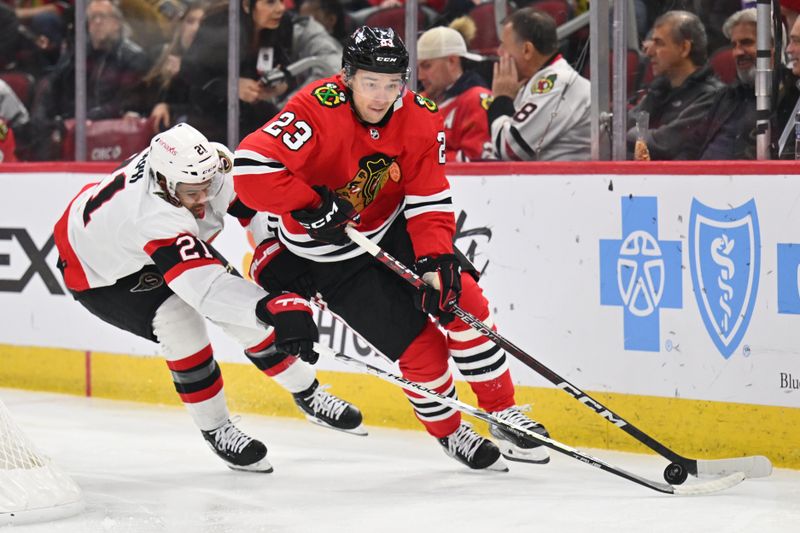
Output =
[{"x1": 663, "y1": 462, "x2": 688, "y2": 485}]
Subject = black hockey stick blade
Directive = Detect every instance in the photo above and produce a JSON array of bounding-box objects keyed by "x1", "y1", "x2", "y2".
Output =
[
  {"x1": 344, "y1": 226, "x2": 772, "y2": 483},
  {"x1": 315, "y1": 343, "x2": 745, "y2": 496}
]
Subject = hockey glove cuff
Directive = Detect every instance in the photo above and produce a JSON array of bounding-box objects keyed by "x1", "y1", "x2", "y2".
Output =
[
  {"x1": 291, "y1": 185, "x2": 360, "y2": 245},
  {"x1": 256, "y1": 293, "x2": 319, "y2": 364},
  {"x1": 413, "y1": 254, "x2": 462, "y2": 325},
  {"x1": 250, "y1": 238, "x2": 316, "y2": 298}
]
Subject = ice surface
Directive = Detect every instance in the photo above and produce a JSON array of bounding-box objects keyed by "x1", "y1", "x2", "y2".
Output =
[{"x1": 1, "y1": 388, "x2": 798, "y2": 533}]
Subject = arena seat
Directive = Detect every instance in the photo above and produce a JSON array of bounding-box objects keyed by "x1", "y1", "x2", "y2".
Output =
[
  {"x1": 0, "y1": 71, "x2": 36, "y2": 109},
  {"x1": 709, "y1": 46, "x2": 736, "y2": 85},
  {"x1": 530, "y1": 0, "x2": 571, "y2": 26},
  {"x1": 61, "y1": 117, "x2": 155, "y2": 162},
  {"x1": 467, "y1": 0, "x2": 511, "y2": 56}
]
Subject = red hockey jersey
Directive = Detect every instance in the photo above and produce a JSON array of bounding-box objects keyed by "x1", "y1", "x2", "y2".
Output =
[
  {"x1": 438, "y1": 86, "x2": 493, "y2": 162},
  {"x1": 233, "y1": 74, "x2": 455, "y2": 262}
]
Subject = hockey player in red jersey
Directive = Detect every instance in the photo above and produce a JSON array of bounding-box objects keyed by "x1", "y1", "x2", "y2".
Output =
[
  {"x1": 234, "y1": 26, "x2": 550, "y2": 472},
  {"x1": 53, "y1": 123, "x2": 365, "y2": 474}
]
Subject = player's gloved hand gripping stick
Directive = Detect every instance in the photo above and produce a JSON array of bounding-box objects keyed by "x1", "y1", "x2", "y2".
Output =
[{"x1": 344, "y1": 226, "x2": 772, "y2": 485}]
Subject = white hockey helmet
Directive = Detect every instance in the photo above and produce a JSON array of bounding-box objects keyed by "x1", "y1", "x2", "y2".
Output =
[{"x1": 149, "y1": 123, "x2": 223, "y2": 201}]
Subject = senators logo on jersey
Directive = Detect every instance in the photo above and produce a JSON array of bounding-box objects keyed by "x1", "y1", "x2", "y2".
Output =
[
  {"x1": 414, "y1": 93, "x2": 438, "y2": 113},
  {"x1": 335, "y1": 153, "x2": 401, "y2": 212},
  {"x1": 312, "y1": 82, "x2": 347, "y2": 108}
]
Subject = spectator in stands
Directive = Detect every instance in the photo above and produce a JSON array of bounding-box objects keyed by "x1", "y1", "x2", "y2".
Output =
[
  {"x1": 125, "y1": 1, "x2": 209, "y2": 133},
  {"x1": 0, "y1": 78, "x2": 32, "y2": 159},
  {"x1": 774, "y1": 11, "x2": 800, "y2": 158},
  {"x1": 681, "y1": 8, "x2": 799, "y2": 159},
  {"x1": 488, "y1": 7, "x2": 591, "y2": 161},
  {"x1": 0, "y1": 118, "x2": 17, "y2": 162},
  {"x1": 29, "y1": 0, "x2": 150, "y2": 159},
  {"x1": 1, "y1": 2, "x2": 60, "y2": 75},
  {"x1": 177, "y1": 0, "x2": 341, "y2": 143},
  {"x1": 626, "y1": 11, "x2": 723, "y2": 160},
  {"x1": 12, "y1": 0, "x2": 69, "y2": 60},
  {"x1": 296, "y1": 0, "x2": 347, "y2": 43},
  {"x1": 416, "y1": 25, "x2": 492, "y2": 161}
]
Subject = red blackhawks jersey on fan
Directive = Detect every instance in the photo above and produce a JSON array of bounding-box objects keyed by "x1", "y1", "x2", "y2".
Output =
[
  {"x1": 438, "y1": 85, "x2": 493, "y2": 162},
  {"x1": 233, "y1": 74, "x2": 455, "y2": 262},
  {"x1": 53, "y1": 148, "x2": 265, "y2": 330}
]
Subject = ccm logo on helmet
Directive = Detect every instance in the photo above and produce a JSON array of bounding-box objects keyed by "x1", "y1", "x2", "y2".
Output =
[{"x1": 376, "y1": 57, "x2": 398, "y2": 63}]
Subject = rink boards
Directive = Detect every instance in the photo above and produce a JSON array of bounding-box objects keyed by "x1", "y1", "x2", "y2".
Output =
[{"x1": 0, "y1": 161, "x2": 798, "y2": 468}]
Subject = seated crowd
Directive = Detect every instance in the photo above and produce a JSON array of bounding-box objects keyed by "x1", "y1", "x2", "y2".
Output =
[{"x1": 1, "y1": 0, "x2": 799, "y2": 163}]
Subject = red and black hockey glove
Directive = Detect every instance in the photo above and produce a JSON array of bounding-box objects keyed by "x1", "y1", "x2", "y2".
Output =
[
  {"x1": 250, "y1": 238, "x2": 315, "y2": 298},
  {"x1": 255, "y1": 293, "x2": 319, "y2": 364},
  {"x1": 412, "y1": 254, "x2": 462, "y2": 326},
  {"x1": 291, "y1": 185, "x2": 360, "y2": 245}
]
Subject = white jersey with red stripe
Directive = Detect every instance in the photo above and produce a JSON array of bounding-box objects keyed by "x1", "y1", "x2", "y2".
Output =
[
  {"x1": 53, "y1": 148, "x2": 265, "y2": 330},
  {"x1": 490, "y1": 56, "x2": 591, "y2": 162}
]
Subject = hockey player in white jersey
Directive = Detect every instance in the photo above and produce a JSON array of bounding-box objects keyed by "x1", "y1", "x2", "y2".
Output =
[
  {"x1": 488, "y1": 7, "x2": 591, "y2": 161},
  {"x1": 53, "y1": 123, "x2": 365, "y2": 473}
]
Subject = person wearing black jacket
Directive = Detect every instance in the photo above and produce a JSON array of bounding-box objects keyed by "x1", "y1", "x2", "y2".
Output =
[
  {"x1": 176, "y1": 0, "x2": 340, "y2": 143},
  {"x1": 28, "y1": 0, "x2": 150, "y2": 160},
  {"x1": 680, "y1": 8, "x2": 800, "y2": 160},
  {"x1": 626, "y1": 10, "x2": 723, "y2": 160}
]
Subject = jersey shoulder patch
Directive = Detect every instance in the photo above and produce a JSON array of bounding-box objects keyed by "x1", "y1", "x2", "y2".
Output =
[
  {"x1": 478, "y1": 91, "x2": 494, "y2": 111},
  {"x1": 413, "y1": 93, "x2": 438, "y2": 113},
  {"x1": 310, "y1": 81, "x2": 348, "y2": 109},
  {"x1": 532, "y1": 74, "x2": 557, "y2": 94}
]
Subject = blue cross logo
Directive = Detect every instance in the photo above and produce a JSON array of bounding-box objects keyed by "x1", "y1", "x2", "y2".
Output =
[
  {"x1": 599, "y1": 196, "x2": 682, "y2": 351},
  {"x1": 777, "y1": 243, "x2": 800, "y2": 314}
]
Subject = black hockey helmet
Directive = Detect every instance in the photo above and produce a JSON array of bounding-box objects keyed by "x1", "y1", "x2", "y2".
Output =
[{"x1": 342, "y1": 26, "x2": 409, "y2": 77}]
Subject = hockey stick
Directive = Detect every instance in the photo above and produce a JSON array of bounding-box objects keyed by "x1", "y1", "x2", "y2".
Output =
[
  {"x1": 313, "y1": 343, "x2": 744, "y2": 496},
  {"x1": 344, "y1": 226, "x2": 772, "y2": 484}
]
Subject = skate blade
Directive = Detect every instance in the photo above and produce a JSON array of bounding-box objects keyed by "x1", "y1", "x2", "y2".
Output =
[
  {"x1": 497, "y1": 440, "x2": 550, "y2": 464},
  {"x1": 486, "y1": 455, "x2": 510, "y2": 472},
  {"x1": 226, "y1": 457, "x2": 274, "y2": 473},
  {"x1": 306, "y1": 415, "x2": 369, "y2": 436}
]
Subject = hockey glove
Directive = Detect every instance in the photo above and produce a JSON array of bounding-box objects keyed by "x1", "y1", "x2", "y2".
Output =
[
  {"x1": 291, "y1": 185, "x2": 360, "y2": 245},
  {"x1": 413, "y1": 254, "x2": 462, "y2": 326},
  {"x1": 250, "y1": 238, "x2": 316, "y2": 298},
  {"x1": 255, "y1": 293, "x2": 319, "y2": 364}
]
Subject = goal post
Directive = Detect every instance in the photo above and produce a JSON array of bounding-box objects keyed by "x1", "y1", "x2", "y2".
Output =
[{"x1": 0, "y1": 396, "x2": 84, "y2": 526}]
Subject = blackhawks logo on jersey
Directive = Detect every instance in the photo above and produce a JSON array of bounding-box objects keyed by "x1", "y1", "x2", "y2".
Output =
[
  {"x1": 414, "y1": 93, "x2": 438, "y2": 113},
  {"x1": 479, "y1": 92, "x2": 494, "y2": 111},
  {"x1": 312, "y1": 82, "x2": 346, "y2": 108},
  {"x1": 0, "y1": 120, "x2": 8, "y2": 141},
  {"x1": 335, "y1": 153, "x2": 401, "y2": 212},
  {"x1": 532, "y1": 74, "x2": 557, "y2": 94}
]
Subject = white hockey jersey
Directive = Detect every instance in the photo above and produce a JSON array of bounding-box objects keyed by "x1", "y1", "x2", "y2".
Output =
[
  {"x1": 53, "y1": 148, "x2": 265, "y2": 330},
  {"x1": 490, "y1": 55, "x2": 591, "y2": 161}
]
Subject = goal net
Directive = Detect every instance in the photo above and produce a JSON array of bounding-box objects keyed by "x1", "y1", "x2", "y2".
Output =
[{"x1": 0, "y1": 396, "x2": 85, "y2": 525}]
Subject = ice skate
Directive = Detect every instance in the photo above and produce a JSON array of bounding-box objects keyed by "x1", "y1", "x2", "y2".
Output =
[
  {"x1": 439, "y1": 422, "x2": 508, "y2": 472},
  {"x1": 489, "y1": 405, "x2": 550, "y2": 464},
  {"x1": 293, "y1": 380, "x2": 367, "y2": 436},
  {"x1": 201, "y1": 418, "x2": 273, "y2": 473}
]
